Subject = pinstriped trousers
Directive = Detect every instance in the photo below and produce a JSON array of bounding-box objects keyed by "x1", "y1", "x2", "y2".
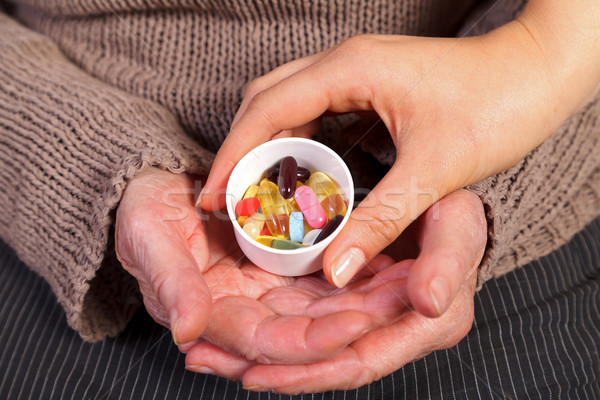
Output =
[{"x1": 1, "y1": 218, "x2": 599, "y2": 399}]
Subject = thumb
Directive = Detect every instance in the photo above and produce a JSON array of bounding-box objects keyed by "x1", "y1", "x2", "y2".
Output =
[
  {"x1": 323, "y1": 167, "x2": 440, "y2": 288},
  {"x1": 117, "y1": 226, "x2": 212, "y2": 345}
]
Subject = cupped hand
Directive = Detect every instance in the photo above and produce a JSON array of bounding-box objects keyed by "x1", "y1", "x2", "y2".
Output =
[
  {"x1": 199, "y1": 15, "x2": 573, "y2": 303},
  {"x1": 115, "y1": 168, "x2": 408, "y2": 363},
  {"x1": 186, "y1": 189, "x2": 487, "y2": 393}
]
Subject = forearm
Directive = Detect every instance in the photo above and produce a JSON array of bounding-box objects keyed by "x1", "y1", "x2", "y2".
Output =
[{"x1": 515, "y1": 0, "x2": 600, "y2": 120}]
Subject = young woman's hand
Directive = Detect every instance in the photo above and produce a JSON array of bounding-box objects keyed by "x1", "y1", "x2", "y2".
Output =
[{"x1": 200, "y1": 2, "x2": 600, "y2": 303}]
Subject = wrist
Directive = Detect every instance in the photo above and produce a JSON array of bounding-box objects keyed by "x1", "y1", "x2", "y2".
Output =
[{"x1": 517, "y1": 0, "x2": 600, "y2": 114}]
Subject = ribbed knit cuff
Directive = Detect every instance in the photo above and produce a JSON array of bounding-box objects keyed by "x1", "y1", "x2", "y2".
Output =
[
  {"x1": 0, "y1": 14, "x2": 214, "y2": 341},
  {"x1": 468, "y1": 95, "x2": 600, "y2": 289}
]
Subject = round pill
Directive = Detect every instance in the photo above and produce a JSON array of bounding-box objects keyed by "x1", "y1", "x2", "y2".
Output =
[
  {"x1": 235, "y1": 197, "x2": 260, "y2": 217},
  {"x1": 302, "y1": 229, "x2": 322, "y2": 246}
]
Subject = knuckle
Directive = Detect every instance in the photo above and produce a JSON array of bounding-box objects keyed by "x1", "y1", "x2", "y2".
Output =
[
  {"x1": 245, "y1": 93, "x2": 277, "y2": 131},
  {"x1": 244, "y1": 77, "x2": 268, "y2": 99},
  {"x1": 353, "y1": 208, "x2": 404, "y2": 244},
  {"x1": 341, "y1": 34, "x2": 378, "y2": 53},
  {"x1": 149, "y1": 267, "x2": 171, "y2": 303}
]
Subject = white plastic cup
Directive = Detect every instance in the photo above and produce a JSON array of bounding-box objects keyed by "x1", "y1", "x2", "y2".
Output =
[{"x1": 226, "y1": 138, "x2": 354, "y2": 276}]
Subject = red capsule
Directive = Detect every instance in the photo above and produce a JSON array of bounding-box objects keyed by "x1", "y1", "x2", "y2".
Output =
[
  {"x1": 266, "y1": 164, "x2": 311, "y2": 184},
  {"x1": 314, "y1": 215, "x2": 344, "y2": 244},
  {"x1": 235, "y1": 197, "x2": 260, "y2": 217},
  {"x1": 278, "y1": 156, "x2": 298, "y2": 199}
]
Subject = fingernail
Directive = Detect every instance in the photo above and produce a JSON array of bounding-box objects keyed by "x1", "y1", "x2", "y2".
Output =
[
  {"x1": 243, "y1": 385, "x2": 269, "y2": 392},
  {"x1": 331, "y1": 248, "x2": 366, "y2": 288},
  {"x1": 186, "y1": 365, "x2": 215, "y2": 375},
  {"x1": 195, "y1": 187, "x2": 207, "y2": 207},
  {"x1": 429, "y1": 277, "x2": 450, "y2": 316},
  {"x1": 171, "y1": 310, "x2": 181, "y2": 345}
]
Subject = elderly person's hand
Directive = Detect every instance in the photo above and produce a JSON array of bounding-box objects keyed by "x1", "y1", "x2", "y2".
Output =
[
  {"x1": 186, "y1": 189, "x2": 487, "y2": 393},
  {"x1": 115, "y1": 168, "x2": 414, "y2": 363}
]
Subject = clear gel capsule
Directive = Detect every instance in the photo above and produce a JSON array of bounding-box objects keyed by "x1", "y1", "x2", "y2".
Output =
[
  {"x1": 258, "y1": 180, "x2": 290, "y2": 239},
  {"x1": 308, "y1": 172, "x2": 342, "y2": 202},
  {"x1": 320, "y1": 193, "x2": 347, "y2": 219}
]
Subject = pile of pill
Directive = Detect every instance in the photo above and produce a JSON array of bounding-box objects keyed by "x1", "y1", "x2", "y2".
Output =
[{"x1": 235, "y1": 156, "x2": 347, "y2": 250}]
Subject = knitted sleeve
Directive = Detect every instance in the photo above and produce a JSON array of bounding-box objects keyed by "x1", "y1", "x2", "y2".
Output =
[
  {"x1": 469, "y1": 97, "x2": 600, "y2": 288},
  {"x1": 0, "y1": 12, "x2": 215, "y2": 341}
]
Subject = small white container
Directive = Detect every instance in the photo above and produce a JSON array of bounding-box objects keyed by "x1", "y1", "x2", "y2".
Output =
[{"x1": 226, "y1": 138, "x2": 354, "y2": 276}]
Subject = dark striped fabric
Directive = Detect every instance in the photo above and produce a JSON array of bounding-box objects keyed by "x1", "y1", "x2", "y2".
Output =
[{"x1": 1, "y1": 218, "x2": 599, "y2": 400}]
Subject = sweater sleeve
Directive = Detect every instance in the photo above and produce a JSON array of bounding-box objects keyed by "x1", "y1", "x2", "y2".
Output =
[
  {"x1": 469, "y1": 96, "x2": 600, "y2": 288},
  {"x1": 0, "y1": 12, "x2": 215, "y2": 341}
]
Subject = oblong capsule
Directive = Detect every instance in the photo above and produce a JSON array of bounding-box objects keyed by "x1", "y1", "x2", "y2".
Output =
[
  {"x1": 308, "y1": 172, "x2": 342, "y2": 202},
  {"x1": 269, "y1": 214, "x2": 290, "y2": 239},
  {"x1": 277, "y1": 156, "x2": 298, "y2": 199},
  {"x1": 266, "y1": 164, "x2": 311, "y2": 184},
  {"x1": 242, "y1": 185, "x2": 259, "y2": 200},
  {"x1": 314, "y1": 215, "x2": 344, "y2": 244},
  {"x1": 320, "y1": 193, "x2": 347, "y2": 219},
  {"x1": 294, "y1": 185, "x2": 327, "y2": 229},
  {"x1": 258, "y1": 180, "x2": 289, "y2": 239}
]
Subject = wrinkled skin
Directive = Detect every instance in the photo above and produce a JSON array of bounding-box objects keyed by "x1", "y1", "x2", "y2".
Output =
[{"x1": 116, "y1": 168, "x2": 486, "y2": 393}]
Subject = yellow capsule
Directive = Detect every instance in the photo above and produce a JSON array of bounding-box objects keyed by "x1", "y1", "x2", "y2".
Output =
[
  {"x1": 258, "y1": 180, "x2": 289, "y2": 239},
  {"x1": 255, "y1": 235, "x2": 275, "y2": 247},
  {"x1": 242, "y1": 185, "x2": 260, "y2": 200},
  {"x1": 237, "y1": 216, "x2": 249, "y2": 226},
  {"x1": 320, "y1": 193, "x2": 347, "y2": 219},
  {"x1": 285, "y1": 197, "x2": 301, "y2": 213},
  {"x1": 308, "y1": 172, "x2": 343, "y2": 203}
]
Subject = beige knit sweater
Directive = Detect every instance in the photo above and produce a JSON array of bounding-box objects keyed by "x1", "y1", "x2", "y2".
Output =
[{"x1": 0, "y1": 0, "x2": 598, "y2": 342}]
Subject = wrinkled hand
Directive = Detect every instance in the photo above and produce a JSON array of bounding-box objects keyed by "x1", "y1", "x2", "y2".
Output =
[
  {"x1": 199, "y1": 15, "x2": 576, "y2": 313},
  {"x1": 115, "y1": 168, "x2": 416, "y2": 363},
  {"x1": 186, "y1": 189, "x2": 487, "y2": 393}
]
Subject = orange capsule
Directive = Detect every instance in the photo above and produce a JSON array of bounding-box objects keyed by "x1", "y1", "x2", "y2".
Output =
[{"x1": 320, "y1": 193, "x2": 347, "y2": 220}]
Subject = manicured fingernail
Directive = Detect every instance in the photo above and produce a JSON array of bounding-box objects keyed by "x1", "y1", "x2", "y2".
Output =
[
  {"x1": 186, "y1": 365, "x2": 215, "y2": 375},
  {"x1": 429, "y1": 277, "x2": 449, "y2": 316},
  {"x1": 331, "y1": 248, "x2": 365, "y2": 288}
]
